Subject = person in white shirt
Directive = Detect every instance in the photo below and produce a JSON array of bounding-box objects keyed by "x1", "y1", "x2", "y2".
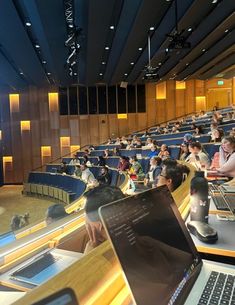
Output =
[
  {"x1": 80, "y1": 164, "x2": 98, "y2": 188},
  {"x1": 69, "y1": 155, "x2": 81, "y2": 165},
  {"x1": 185, "y1": 142, "x2": 210, "y2": 169}
]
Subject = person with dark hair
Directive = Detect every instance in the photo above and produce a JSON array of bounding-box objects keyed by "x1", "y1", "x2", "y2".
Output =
[
  {"x1": 57, "y1": 162, "x2": 69, "y2": 174},
  {"x1": 193, "y1": 125, "x2": 203, "y2": 137},
  {"x1": 217, "y1": 136, "x2": 235, "y2": 177},
  {"x1": 144, "y1": 156, "x2": 162, "y2": 187},
  {"x1": 185, "y1": 142, "x2": 210, "y2": 169},
  {"x1": 183, "y1": 133, "x2": 194, "y2": 145},
  {"x1": 157, "y1": 164, "x2": 189, "y2": 192},
  {"x1": 129, "y1": 156, "x2": 145, "y2": 180},
  {"x1": 179, "y1": 143, "x2": 190, "y2": 161},
  {"x1": 80, "y1": 163, "x2": 98, "y2": 187},
  {"x1": 147, "y1": 145, "x2": 158, "y2": 158},
  {"x1": 74, "y1": 164, "x2": 82, "y2": 178},
  {"x1": 10, "y1": 213, "x2": 30, "y2": 231},
  {"x1": 103, "y1": 149, "x2": 111, "y2": 159},
  {"x1": 117, "y1": 156, "x2": 130, "y2": 171},
  {"x1": 97, "y1": 155, "x2": 106, "y2": 166},
  {"x1": 210, "y1": 128, "x2": 224, "y2": 143},
  {"x1": 97, "y1": 167, "x2": 111, "y2": 186},
  {"x1": 46, "y1": 204, "x2": 68, "y2": 225},
  {"x1": 158, "y1": 144, "x2": 170, "y2": 160},
  {"x1": 112, "y1": 147, "x2": 121, "y2": 156},
  {"x1": 84, "y1": 185, "x2": 125, "y2": 253}
]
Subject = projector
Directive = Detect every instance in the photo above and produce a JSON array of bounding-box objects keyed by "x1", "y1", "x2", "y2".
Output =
[
  {"x1": 166, "y1": 33, "x2": 191, "y2": 52},
  {"x1": 143, "y1": 66, "x2": 159, "y2": 81}
]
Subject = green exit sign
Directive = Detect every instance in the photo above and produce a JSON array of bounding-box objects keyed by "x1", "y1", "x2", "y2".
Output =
[{"x1": 217, "y1": 80, "x2": 224, "y2": 85}]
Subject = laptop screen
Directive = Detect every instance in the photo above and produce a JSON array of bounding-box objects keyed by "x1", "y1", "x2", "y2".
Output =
[{"x1": 99, "y1": 186, "x2": 201, "y2": 305}]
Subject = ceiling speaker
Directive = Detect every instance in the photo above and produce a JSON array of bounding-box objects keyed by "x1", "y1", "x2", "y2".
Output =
[{"x1": 120, "y1": 81, "x2": 128, "y2": 88}]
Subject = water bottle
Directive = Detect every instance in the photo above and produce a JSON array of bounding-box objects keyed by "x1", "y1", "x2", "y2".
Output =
[{"x1": 190, "y1": 171, "x2": 210, "y2": 223}]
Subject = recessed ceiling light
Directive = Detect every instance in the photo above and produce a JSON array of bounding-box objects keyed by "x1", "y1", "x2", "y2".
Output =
[
  {"x1": 138, "y1": 47, "x2": 143, "y2": 51},
  {"x1": 105, "y1": 46, "x2": 109, "y2": 50},
  {"x1": 42, "y1": 60, "x2": 46, "y2": 64},
  {"x1": 26, "y1": 22, "x2": 31, "y2": 27},
  {"x1": 188, "y1": 27, "x2": 192, "y2": 32},
  {"x1": 202, "y1": 48, "x2": 206, "y2": 52},
  {"x1": 47, "y1": 72, "x2": 51, "y2": 75},
  {"x1": 102, "y1": 61, "x2": 106, "y2": 65},
  {"x1": 149, "y1": 27, "x2": 154, "y2": 31},
  {"x1": 186, "y1": 63, "x2": 189, "y2": 66},
  {"x1": 158, "y1": 62, "x2": 162, "y2": 65},
  {"x1": 99, "y1": 73, "x2": 103, "y2": 76},
  {"x1": 74, "y1": 72, "x2": 77, "y2": 75},
  {"x1": 212, "y1": 0, "x2": 217, "y2": 3},
  {"x1": 130, "y1": 62, "x2": 134, "y2": 65},
  {"x1": 35, "y1": 44, "x2": 40, "y2": 48},
  {"x1": 68, "y1": 24, "x2": 74, "y2": 28},
  {"x1": 124, "y1": 73, "x2": 128, "y2": 76},
  {"x1": 110, "y1": 25, "x2": 115, "y2": 30},
  {"x1": 225, "y1": 29, "x2": 229, "y2": 33},
  {"x1": 20, "y1": 72, "x2": 24, "y2": 75}
]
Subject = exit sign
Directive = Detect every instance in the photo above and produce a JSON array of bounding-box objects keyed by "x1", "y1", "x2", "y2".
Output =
[{"x1": 217, "y1": 80, "x2": 224, "y2": 85}]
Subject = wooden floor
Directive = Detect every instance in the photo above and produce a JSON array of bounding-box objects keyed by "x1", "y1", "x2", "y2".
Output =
[{"x1": 0, "y1": 185, "x2": 55, "y2": 234}]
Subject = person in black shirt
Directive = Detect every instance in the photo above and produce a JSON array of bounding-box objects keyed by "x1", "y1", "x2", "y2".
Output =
[{"x1": 97, "y1": 166, "x2": 111, "y2": 186}]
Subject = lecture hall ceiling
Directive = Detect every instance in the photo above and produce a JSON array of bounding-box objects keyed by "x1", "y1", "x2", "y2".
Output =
[{"x1": 0, "y1": 0, "x2": 234, "y2": 90}]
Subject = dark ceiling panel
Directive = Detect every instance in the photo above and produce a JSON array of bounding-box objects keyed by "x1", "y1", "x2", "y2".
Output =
[
  {"x1": 127, "y1": 0, "x2": 194, "y2": 83},
  {"x1": 110, "y1": 0, "x2": 170, "y2": 84},
  {"x1": 0, "y1": 0, "x2": 48, "y2": 87}
]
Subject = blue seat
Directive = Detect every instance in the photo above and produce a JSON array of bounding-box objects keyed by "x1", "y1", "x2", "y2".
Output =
[
  {"x1": 110, "y1": 170, "x2": 119, "y2": 186},
  {"x1": 169, "y1": 147, "x2": 180, "y2": 160},
  {"x1": 105, "y1": 157, "x2": 120, "y2": 168},
  {"x1": 203, "y1": 143, "x2": 220, "y2": 160}
]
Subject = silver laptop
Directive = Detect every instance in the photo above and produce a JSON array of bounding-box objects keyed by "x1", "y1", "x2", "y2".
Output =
[
  {"x1": 99, "y1": 186, "x2": 235, "y2": 305},
  {"x1": 10, "y1": 248, "x2": 82, "y2": 286}
]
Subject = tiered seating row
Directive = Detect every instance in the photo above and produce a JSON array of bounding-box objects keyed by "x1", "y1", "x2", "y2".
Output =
[{"x1": 24, "y1": 172, "x2": 86, "y2": 204}]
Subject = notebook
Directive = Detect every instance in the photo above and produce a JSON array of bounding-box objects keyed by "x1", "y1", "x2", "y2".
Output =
[
  {"x1": 99, "y1": 185, "x2": 235, "y2": 305},
  {"x1": 10, "y1": 249, "x2": 82, "y2": 286}
]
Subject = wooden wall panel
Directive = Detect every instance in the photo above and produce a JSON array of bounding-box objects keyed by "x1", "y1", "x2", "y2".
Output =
[
  {"x1": 69, "y1": 116, "x2": 80, "y2": 145},
  {"x1": 89, "y1": 115, "x2": 100, "y2": 145},
  {"x1": 127, "y1": 113, "x2": 137, "y2": 135},
  {"x1": 166, "y1": 81, "x2": 175, "y2": 121},
  {"x1": 98, "y1": 115, "x2": 109, "y2": 143},
  {"x1": 79, "y1": 116, "x2": 90, "y2": 147},
  {"x1": 195, "y1": 80, "x2": 205, "y2": 96},
  {"x1": 137, "y1": 113, "x2": 147, "y2": 131},
  {"x1": 118, "y1": 118, "x2": 128, "y2": 138},
  {"x1": 156, "y1": 100, "x2": 166, "y2": 124},
  {"x1": 185, "y1": 80, "x2": 195, "y2": 115},
  {"x1": 146, "y1": 83, "x2": 157, "y2": 127},
  {"x1": 108, "y1": 115, "x2": 119, "y2": 139},
  {"x1": 175, "y1": 89, "x2": 185, "y2": 118},
  {"x1": 39, "y1": 90, "x2": 50, "y2": 144}
]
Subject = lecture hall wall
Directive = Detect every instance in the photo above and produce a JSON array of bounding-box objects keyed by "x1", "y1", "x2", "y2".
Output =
[{"x1": 0, "y1": 78, "x2": 234, "y2": 184}]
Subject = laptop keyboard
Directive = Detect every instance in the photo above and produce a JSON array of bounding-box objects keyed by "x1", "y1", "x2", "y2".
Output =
[
  {"x1": 212, "y1": 196, "x2": 230, "y2": 211},
  {"x1": 12, "y1": 253, "x2": 61, "y2": 279},
  {"x1": 198, "y1": 271, "x2": 235, "y2": 305}
]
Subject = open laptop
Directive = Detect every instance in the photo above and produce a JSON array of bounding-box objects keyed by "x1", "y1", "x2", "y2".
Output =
[
  {"x1": 10, "y1": 249, "x2": 82, "y2": 286},
  {"x1": 99, "y1": 186, "x2": 235, "y2": 305}
]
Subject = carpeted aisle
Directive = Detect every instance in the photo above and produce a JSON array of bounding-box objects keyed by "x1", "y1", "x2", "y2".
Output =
[{"x1": 0, "y1": 185, "x2": 55, "y2": 234}]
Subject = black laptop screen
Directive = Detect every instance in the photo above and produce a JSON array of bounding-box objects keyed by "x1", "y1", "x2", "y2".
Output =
[{"x1": 99, "y1": 186, "x2": 201, "y2": 305}]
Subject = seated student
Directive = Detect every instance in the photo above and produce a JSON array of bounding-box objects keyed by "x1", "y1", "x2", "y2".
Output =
[
  {"x1": 121, "y1": 136, "x2": 128, "y2": 146},
  {"x1": 97, "y1": 155, "x2": 106, "y2": 166},
  {"x1": 185, "y1": 142, "x2": 210, "y2": 169},
  {"x1": 57, "y1": 162, "x2": 69, "y2": 174},
  {"x1": 144, "y1": 137, "x2": 154, "y2": 149},
  {"x1": 80, "y1": 163, "x2": 98, "y2": 188},
  {"x1": 133, "y1": 138, "x2": 143, "y2": 148},
  {"x1": 171, "y1": 126, "x2": 179, "y2": 133},
  {"x1": 103, "y1": 149, "x2": 111, "y2": 159},
  {"x1": 69, "y1": 155, "x2": 81, "y2": 165},
  {"x1": 74, "y1": 164, "x2": 82, "y2": 178},
  {"x1": 97, "y1": 166, "x2": 111, "y2": 186},
  {"x1": 148, "y1": 145, "x2": 158, "y2": 158},
  {"x1": 179, "y1": 143, "x2": 190, "y2": 161},
  {"x1": 158, "y1": 144, "x2": 170, "y2": 160},
  {"x1": 106, "y1": 138, "x2": 113, "y2": 145},
  {"x1": 193, "y1": 126, "x2": 203, "y2": 137},
  {"x1": 45, "y1": 204, "x2": 68, "y2": 225},
  {"x1": 210, "y1": 128, "x2": 224, "y2": 143},
  {"x1": 117, "y1": 156, "x2": 130, "y2": 171},
  {"x1": 157, "y1": 163, "x2": 189, "y2": 192},
  {"x1": 183, "y1": 133, "x2": 194, "y2": 145},
  {"x1": 215, "y1": 136, "x2": 235, "y2": 178},
  {"x1": 129, "y1": 156, "x2": 145, "y2": 180},
  {"x1": 112, "y1": 147, "x2": 121, "y2": 156},
  {"x1": 144, "y1": 157, "x2": 162, "y2": 187},
  {"x1": 84, "y1": 186, "x2": 125, "y2": 253}
]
